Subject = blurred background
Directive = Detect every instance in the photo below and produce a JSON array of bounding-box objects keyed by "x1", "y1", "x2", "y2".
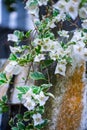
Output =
[
  {"x1": 0, "y1": 1, "x2": 35, "y2": 129},
  {"x1": 0, "y1": 0, "x2": 34, "y2": 68}
]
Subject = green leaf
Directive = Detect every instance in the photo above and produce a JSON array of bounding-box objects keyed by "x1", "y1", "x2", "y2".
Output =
[
  {"x1": 65, "y1": 0, "x2": 69, "y2": 2},
  {"x1": 36, "y1": 106, "x2": 44, "y2": 114},
  {"x1": 32, "y1": 86, "x2": 41, "y2": 94},
  {"x1": 83, "y1": 29, "x2": 87, "y2": 33},
  {"x1": 41, "y1": 84, "x2": 52, "y2": 88},
  {"x1": 17, "y1": 86, "x2": 29, "y2": 100},
  {"x1": 17, "y1": 122, "x2": 25, "y2": 129},
  {"x1": 14, "y1": 30, "x2": 24, "y2": 40},
  {"x1": 9, "y1": 118, "x2": 14, "y2": 127},
  {"x1": 46, "y1": 92, "x2": 55, "y2": 99},
  {"x1": 12, "y1": 127, "x2": 19, "y2": 130},
  {"x1": 0, "y1": 99, "x2": 8, "y2": 113},
  {"x1": 23, "y1": 111, "x2": 30, "y2": 121},
  {"x1": 25, "y1": 124, "x2": 34, "y2": 129},
  {"x1": 80, "y1": 0, "x2": 87, "y2": 7},
  {"x1": 0, "y1": 72, "x2": 7, "y2": 79},
  {"x1": 25, "y1": 30, "x2": 32, "y2": 38},
  {"x1": 17, "y1": 87, "x2": 29, "y2": 94},
  {"x1": 17, "y1": 93, "x2": 23, "y2": 100},
  {"x1": 66, "y1": 56, "x2": 72, "y2": 64},
  {"x1": 0, "y1": 73, "x2": 8, "y2": 86},
  {"x1": 29, "y1": 71, "x2": 46, "y2": 80},
  {"x1": 53, "y1": 9, "x2": 59, "y2": 17},
  {"x1": 35, "y1": 119, "x2": 49, "y2": 129},
  {"x1": 30, "y1": 0, "x2": 38, "y2": 7},
  {"x1": 35, "y1": 45, "x2": 41, "y2": 54},
  {"x1": 0, "y1": 80, "x2": 6, "y2": 85},
  {"x1": 16, "y1": 114, "x2": 23, "y2": 121},
  {"x1": 9, "y1": 53, "x2": 17, "y2": 61},
  {"x1": 41, "y1": 60, "x2": 53, "y2": 69},
  {"x1": 66, "y1": 14, "x2": 71, "y2": 21},
  {"x1": 0, "y1": 106, "x2": 8, "y2": 113},
  {"x1": 41, "y1": 84, "x2": 52, "y2": 91},
  {"x1": 2, "y1": 95, "x2": 8, "y2": 103}
]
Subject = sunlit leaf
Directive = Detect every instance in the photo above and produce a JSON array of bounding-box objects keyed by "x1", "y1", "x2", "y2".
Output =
[{"x1": 29, "y1": 71, "x2": 46, "y2": 80}]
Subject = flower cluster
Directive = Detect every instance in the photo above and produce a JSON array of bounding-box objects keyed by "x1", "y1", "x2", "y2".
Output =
[
  {"x1": 21, "y1": 88, "x2": 49, "y2": 126},
  {"x1": 22, "y1": 88, "x2": 49, "y2": 110},
  {"x1": 53, "y1": 0, "x2": 80, "y2": 20},
  {"x1": 16, "y1": 81, "x2": 52, "y2": 129},
  {"x1": 25, "y1": 0, "x2": 48, "y2": 19},
  {"x1": 25, "y1": 0, "x2": 87, "y2": 29},
  {"x1": 52, "y1": 0, "x2": 87, "y2": 28},
  {"x1": 32, "y1": 29, "x2": 87, "y2": 76}
]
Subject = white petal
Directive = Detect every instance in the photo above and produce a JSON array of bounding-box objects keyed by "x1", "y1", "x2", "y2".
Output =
[
  {"x1": 53, "y1": 0, "x2": 66, "y2": 12},
  {"x1": 35, "y1": 91, "x2": 49, "y2": 106},
  {"x1": 82, "y1": 20, "x2": 87, "y2": 29},
  {"x1": 32, "y1": 113, "x2": 44, "y2": 126},
  {"x1": 8, "y1": 34, "x2": 18, "y2": 42},
  {"x1": 79, "y1": 7, "x2": 87, "y2": 19},
  {"x1": 38, "y1": 0, "x2": 48, "y2": 6},
  {"x1": 12, "y1": 65, "x2": 22, "y2": 75},
  {"x1": 24, "y1": 99, "x2": 36, "y2": 111},
  {"x1": 9, "y1": 46, "x2": 21, "y2": 53},
  {"x1": 5, "y1": 63, "x2": 14, "y2": 73},
  {"x1": 34, "y1": 54, "x2": 45, "y2": 62},
  {"x1": 66, "y1": 2, "x2": 78, "y2": 20},
  {"x1": 55, "y1": 62, "x2": 66, "y2": 76}
]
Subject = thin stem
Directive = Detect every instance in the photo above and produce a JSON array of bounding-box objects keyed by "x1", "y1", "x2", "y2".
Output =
[
  {"x1": 46, "y1": 68, "x2": 51, "y2": 83},
  {"x1": 25, "y1": 62, "x2": 33, "y2": 84},
  {"x1": 18, "y1": 104, "x2": 22, "y2": 114}
]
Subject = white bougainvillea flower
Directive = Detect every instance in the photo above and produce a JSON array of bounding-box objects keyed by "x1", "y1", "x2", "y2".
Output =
[
  {"x1": 71, "y1": 43, "x2": 85, "y2": 67},
  {"x1": 25, "y1": 0, "x2": 39, "y2": 17},
  {"x1": 34, "y1": 54, "x2": 45, "y2": 62},
  {"x1": 22, "y1": 88, "x2": 33, "y2": 102},
  {"x1": 55, "y1": 60, "x2": 67, "y2": 76},
  {"x1": 53, "y1": 0, "x2": 66, "y2": 13},
  {"x1": 9, "y1": 46, "x2": 21, "y2": 53},
  {"x1": 71, "y1": 30, "x2": 86, "y2": 42},
  {"x1": 49, "y1": 41, "x2": 64, "y2": 61},
  {"x1": 82, "y1": 20, "x2": 87, "y2": 29},
  {"x1": 40, "y1": 39, "x2": 63, "y2": 53},
  {"x1": 47, "y1": 19, "x2": 56, "y2": 28},
  {"x1": 8, "y1": 34, "x2": 18, "y2": 42},
  {"x1": 55, "y1": 12, "x2": 66, "y2": 22},
  {"x1": 79, "y1": 7, "x2": 87, "y2": 19},
  {"x1": 49, "y1": 48, "x2": 64, "y2": 61},
  {"x1": 65, "y1": 1, "x2": 78, "y2": 20},
  {"x1": 58, "y1": 30, "x2": 69, "y2": 38},
  {"x1": 24, "y1": 98, "x2": 36, "y2": 111},
  {"x1": 38, "y1": 0, "x2": 48, "y2": 6},
  {"x1": 32, "y1": 113, "x2": 44, "y2": 126},
  {"x1": 40, "y1": 38, "x2": 52, "y2": 52},
  {"x1": 35, "y1": 91, "x2": 49, "y2": 106},
  {"x1": 64, "y1": 46, "x2": 73, "y2": 56},
  {"x1": 49, "y1": 51, "x2": 59, "y2": 61},
  {"x1": 4, "y1": 61, "x2": 22, "y2": 75},
  {"x1": 33, "y1": 38, "x2": 42, "y2": 46},
  {"x1": 50, "y1": 23, "x2": 56, "y2": 29},
  {"x1": 28, "y1": 7, "x2": 39, "y2": 18}
]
